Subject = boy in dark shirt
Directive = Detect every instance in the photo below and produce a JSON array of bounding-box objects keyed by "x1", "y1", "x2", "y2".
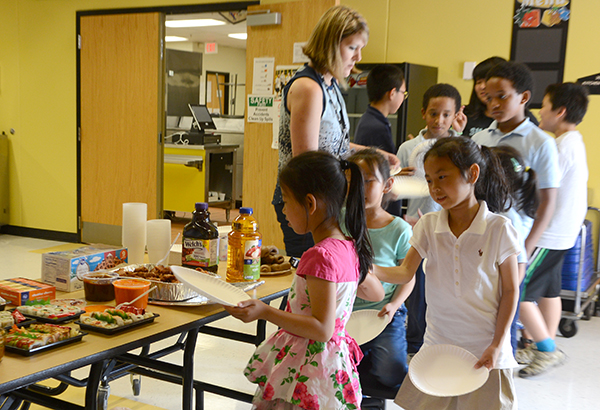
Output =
[{"x1": 354, "y1": 64, "x2": 407, "y2": 153}]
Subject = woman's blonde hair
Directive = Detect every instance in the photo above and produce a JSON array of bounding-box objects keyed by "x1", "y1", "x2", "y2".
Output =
[{"x1": 302, "y1": 6, "x2": 368, "y2": 84}]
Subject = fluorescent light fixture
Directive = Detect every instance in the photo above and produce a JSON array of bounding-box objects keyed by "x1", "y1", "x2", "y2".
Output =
[
  {"x1": 165, "y1": 36, "x2": 188, "y2": 42},
  {"x1": 228, "y1": 33, "x2": 247, "y2": 40},
  {"x1": 165, "y1": 19, "x2": 226, "y2": 28}
]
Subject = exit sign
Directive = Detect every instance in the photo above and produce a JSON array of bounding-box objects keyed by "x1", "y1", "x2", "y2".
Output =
[{"x1": 205, "y1": 42, "x2": 218, "y2": 54}]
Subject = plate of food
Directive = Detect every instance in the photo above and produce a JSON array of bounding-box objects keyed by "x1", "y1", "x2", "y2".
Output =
[
  {"x1": 171, "y1": 266, "x2": 252, "y2": 306},
  {"x1": 346, "y1": 309, "x2": 389, "y2": 345},
  {"x1": 4, "y1": 323, "x2": 87, "y2": 356},
  {"x1": 76, "y1": 307, "x2": 158, "y2": 335},
  {"x1": 1, "y1": 309, "x2": 35, "y2": 330},
  {"x1": 409, "y1": 344, "x2": 489, "y2": 397},
  {"x1": 16, "y1": 304, "x2": 85, "y2": 324}
]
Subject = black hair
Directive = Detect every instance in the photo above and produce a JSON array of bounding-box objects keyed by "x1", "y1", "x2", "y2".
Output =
[
  {"x1": 279, "y1": 151, "x2": 373, "y2": 283},
  {"x1": 422, "y1": 83, "x2": 462, "y2": 113},
  {"x1": 366, "y1": 64, "x2": 405, "y2": 103},
  {"x1": 423, "y1": 137, "x2": 510, "y2": 213},
  {"x1": 545, "y1": 82, "x2": 589, "y2": 125},
  {"x1": 490, "y1": 146, "x2": 539, "y2": 219},
  {"x1": 347, "y1": 148, "x2": 391, "y2": 207},
  {"x1": 486, "y1": 61, "x2": 534, "y2": 106},
  {"x1": 464, "y1": 56, "x2": 506, "y2": 119}
]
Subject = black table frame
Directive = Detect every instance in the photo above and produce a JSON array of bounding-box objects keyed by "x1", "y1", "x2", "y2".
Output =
[{"x1": 0, "y1": 290, "x2": 289, "y2": 410}]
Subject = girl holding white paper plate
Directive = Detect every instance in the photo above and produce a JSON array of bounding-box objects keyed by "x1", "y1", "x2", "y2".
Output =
[
  {"x1": 376, "y1": 137, "x2": 520, "y2": 409},
  {"x1": 224, "y1": 151, "x2": 384, "y2": 410},
  {"x1": 347, "y1": 149, "x2": 415, "y2": 397}
]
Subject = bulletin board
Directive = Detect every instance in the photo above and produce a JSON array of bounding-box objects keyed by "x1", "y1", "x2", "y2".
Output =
[{"x1": 510, "y1": 0, "x2": 571, "y2": 108}]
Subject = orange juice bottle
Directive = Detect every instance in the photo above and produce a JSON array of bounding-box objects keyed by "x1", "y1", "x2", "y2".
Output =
[{"x1": 226, "y1": 207, "x2": 262, "y2": 282}]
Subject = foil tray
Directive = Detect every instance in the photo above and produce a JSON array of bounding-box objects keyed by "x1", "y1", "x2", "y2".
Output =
[
  {"x1": 148, "y1": 280, "x2": 265, "y2": 306},
  {"x1": 112, "y1": 264, "x2": 220, "y2": 302}
]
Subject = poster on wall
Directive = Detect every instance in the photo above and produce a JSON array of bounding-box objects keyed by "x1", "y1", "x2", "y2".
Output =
[
  {"x1": 247, "y1": 95, "x2": 276, "y2": 123},
  {"x1": 252, "y1": 57, "x2": 275, "y2": 95},
  {"x1": 577, "y1": 73, "x2": 600, "y2": 94},
  {"x1": 511, "y1": 0, "x2": 571, "y2": 108},
  {"x1": 274, "y1": 65, "x2": 302, "y2": 98},
  {"x1": 513, "y1": 0, "x2": 570, "y2": 28}
]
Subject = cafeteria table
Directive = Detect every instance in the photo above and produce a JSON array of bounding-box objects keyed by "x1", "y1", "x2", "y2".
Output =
[{"x1": 0, "y1": 268, "x2": 293, "y2": 410}]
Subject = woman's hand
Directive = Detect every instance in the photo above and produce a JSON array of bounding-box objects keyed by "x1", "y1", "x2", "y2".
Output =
[
  {"x1": 474, "y1": 344, "x2": 500, "y2": 370},
  {"x1": 222, "y1": 299, "x2": 268, "y2": 323}
]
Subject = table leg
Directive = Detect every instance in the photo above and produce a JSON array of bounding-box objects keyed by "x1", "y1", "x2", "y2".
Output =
[
  {"x1": 183, "y1": 327, "x2": 199, "y2": 410},
  {"x1": 85, "y1": 360, "x2": 106, "y2": 410}
]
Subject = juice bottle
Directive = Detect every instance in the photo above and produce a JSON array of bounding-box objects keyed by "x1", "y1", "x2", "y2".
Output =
[
  {"x1": 182, "y1": 202, "x2": 219, "y2": 273},
  {"x1": 226, "y1": 207, "x2": 262, "y2": 282}
]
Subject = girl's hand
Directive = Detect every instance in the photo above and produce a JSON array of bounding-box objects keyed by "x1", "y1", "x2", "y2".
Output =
[
  {"x1": 474, "y1": 344, "x2": 500, "y2": 370},
  {"x1": 378, "y1": 303, "x2": 395, "y2": 322},
  {"x1": 222, "y1": 299, "x2": 267, "y2": 323}
]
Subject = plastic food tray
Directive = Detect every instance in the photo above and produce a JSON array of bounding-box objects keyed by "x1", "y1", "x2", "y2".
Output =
[
  {"x1": 19, "y1": 309, "x2": 84, "y2": 324},
  {"x1": 75, "y1": 313, "x2": 159, "y2": 335},
  {"x1": 5, "y1": 329, "x2": 87, "y2": 357}
]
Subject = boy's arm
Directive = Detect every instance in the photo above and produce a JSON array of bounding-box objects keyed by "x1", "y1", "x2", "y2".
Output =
[
  {"x1": 372, "y1": 246, "x2": 421, "y2": 284},
  {"x1": 475, "y1": 253, "x2": 519, "y2": 370},
  {"x1": 379, "y1": 275, "x2": 416, "y2": 317},
  {"x1": 524, "y1": 187, "x2": 557, "y2": 257}
]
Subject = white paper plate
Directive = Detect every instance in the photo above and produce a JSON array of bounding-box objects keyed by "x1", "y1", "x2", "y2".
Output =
[
  {"x1": 409, "y1": 344, "x2": 489, "y2": 397},
  {"x1": 408, "y1": 138, "x2": 437, "y2": 178},
  {"x1": 171, "y1": 266, "x2": 252, "y2": 306},
  {"x1": 390, "y1": 175, "x2": 430, "y2": 199},
  {"x1": 346, "y1": 309, "x2": 389, "y2": 346}
]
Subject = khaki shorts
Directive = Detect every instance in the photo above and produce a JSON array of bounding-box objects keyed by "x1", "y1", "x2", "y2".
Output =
[{"x1": 395, "y1": 368, "x2": 517, "y2": 410}]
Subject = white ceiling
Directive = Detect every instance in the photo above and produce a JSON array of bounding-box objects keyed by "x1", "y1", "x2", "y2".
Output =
[{"x1": 166, "y1": 12, "x2": 247, "y2": 49}]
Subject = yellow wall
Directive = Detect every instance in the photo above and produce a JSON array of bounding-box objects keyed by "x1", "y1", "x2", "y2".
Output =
[{"x1": 1, "y1": 0, "x2": 599, "y2": 234}]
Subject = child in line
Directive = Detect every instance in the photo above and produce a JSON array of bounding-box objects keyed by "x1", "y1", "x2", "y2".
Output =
[
  {"x1": 463, "y1": 56, "x2": 538, "y2": 138},
  {"x1": 378, "y1": 137, "x2": 520, "y2": 410},
  {"x1": 354, "y1": 64, "x2": 407, "y2": 154},
  {"x1": 394, "y1": 83, "x2": 464, "y2": 356},
  {"x1": 347, "y1": 149, "x2": 414, "y2": 401},
  {"x1": 354, "y1": 64, "x2": 408, "y2": 217},
  {"x1": 224, "y1": 151, "x2": 384, "y2": 410},
  {"x1": 517, "y1": 82, "x2": 589, "y2": 377},
  {"x1": 491, "y1": 145, "x2": 540, "y2": 354},
  {"x1": 472, "y1": 62, "x2": 561, "y2": 376}
]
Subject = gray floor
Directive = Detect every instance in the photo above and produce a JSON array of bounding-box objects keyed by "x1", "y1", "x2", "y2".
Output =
[{"x1": 2, "y1": 233, "x2": 599, "y2": 409}]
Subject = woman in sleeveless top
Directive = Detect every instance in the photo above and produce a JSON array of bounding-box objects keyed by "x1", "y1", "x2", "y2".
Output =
[{"x1": 272, "y1": 5, "x2": 399, "y2": 257}]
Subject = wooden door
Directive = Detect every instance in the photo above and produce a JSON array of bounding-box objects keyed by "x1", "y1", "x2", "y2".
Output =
[
  {"x1": 244, "y1": 0, "x2": 337, "y2": 249},
  {"x1": 79, "y1": 12, "x2": 165, "y2": 244},
  {"x1": 206, "y1": 72, "x2": 227, "y2": 115}
]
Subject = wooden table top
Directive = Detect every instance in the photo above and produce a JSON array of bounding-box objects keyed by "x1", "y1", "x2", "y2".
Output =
[{"x1": 0, "y1": 266, "x2": 293, "y2": 394}]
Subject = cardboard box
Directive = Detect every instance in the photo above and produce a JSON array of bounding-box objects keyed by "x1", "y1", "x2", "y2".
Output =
[
  {"x1": 42, "y1": 245, "x2": 128, "y2": 292},
  {"x1": 0, "y1": 278, "x2": 56, "y2": 306}
]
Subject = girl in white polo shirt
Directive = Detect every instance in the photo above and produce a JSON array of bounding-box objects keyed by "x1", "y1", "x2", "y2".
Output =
[{"x1": 376, "y1": 137, "x2": 520, "y2": 410}]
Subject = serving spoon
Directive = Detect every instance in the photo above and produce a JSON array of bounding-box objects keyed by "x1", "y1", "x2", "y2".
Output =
[
  {"x1": 155, "y1": 233, "x2": 180, "y2": 267},
  {"x1": 116, "y1": 285, "x2": 157, "y2": 310}
]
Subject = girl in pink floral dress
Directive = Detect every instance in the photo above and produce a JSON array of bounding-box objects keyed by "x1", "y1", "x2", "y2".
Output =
[{"x1": 224, "y1": 151, "x2": 384, "y2": 410}]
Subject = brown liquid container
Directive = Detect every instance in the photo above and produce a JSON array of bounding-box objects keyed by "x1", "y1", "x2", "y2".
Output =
[
  {"x1": 226, "y1": 207, "x2": 262, "y2": 282},
  {"x1": 182, "y1": 202, "x2": 219, "y2": 273}
]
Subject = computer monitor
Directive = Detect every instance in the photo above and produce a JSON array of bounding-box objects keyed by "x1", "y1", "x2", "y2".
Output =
[{"x1": 188, "y1": 104, "x2": 217, "y2": 132}]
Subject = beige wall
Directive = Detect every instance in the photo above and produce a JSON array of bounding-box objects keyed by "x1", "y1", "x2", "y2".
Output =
[{"x1": 1, "y1": 0, "x2": 599, "y2": 234}]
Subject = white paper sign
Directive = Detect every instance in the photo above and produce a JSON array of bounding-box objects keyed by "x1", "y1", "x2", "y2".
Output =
[
  {"x1": 248, "y1": 95, "x2": 275, "y2": 123},
  {"x1": 272, "y1": 98, "x2": 282, "y2": 149},
  {"x1": 252, "y1": 57, "x2": 275, "y2": 95},
  {"x1": 293, "y1": 42, "x2": 310, "y2": 63}
]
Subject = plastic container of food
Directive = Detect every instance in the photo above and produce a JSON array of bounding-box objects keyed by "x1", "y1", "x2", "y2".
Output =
[
  {"x1": 113, "y1": 279, "x2": 151, "y2": 309},
  {"x1": 78, "y1": 271, "x2": 119, "y2": 302}
]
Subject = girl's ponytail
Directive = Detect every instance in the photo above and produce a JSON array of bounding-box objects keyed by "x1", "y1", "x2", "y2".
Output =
[
  {"x1": 477, "y1": 145, "x2": 511, "y2": 213},
  {"x1": 343, "y1": 160, "x2": 373, "y2": 284}
]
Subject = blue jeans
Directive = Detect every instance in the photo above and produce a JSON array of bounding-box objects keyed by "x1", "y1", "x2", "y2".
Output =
[
  {"x1": 273, "y1": 202, "x2": 314, "y2": 257},
  {"x1": 358, "y1": 306, "x2": 408, "y2": 398},
  {"x1": 406, "y1": 262, "x2": 427, "y2": 354}
]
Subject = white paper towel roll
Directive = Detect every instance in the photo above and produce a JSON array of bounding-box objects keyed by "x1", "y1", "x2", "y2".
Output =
[
  {"x1": 122, "y1": 203, "x2": 147, "y2": 264},
  {"x1": 146, "y1": 219, "x2": 171, "y2": 264}
]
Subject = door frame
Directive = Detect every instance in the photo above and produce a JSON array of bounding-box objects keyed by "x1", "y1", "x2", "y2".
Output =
[{"x1": 75, "y1": 1, "x2": 258, "y2": 242}]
